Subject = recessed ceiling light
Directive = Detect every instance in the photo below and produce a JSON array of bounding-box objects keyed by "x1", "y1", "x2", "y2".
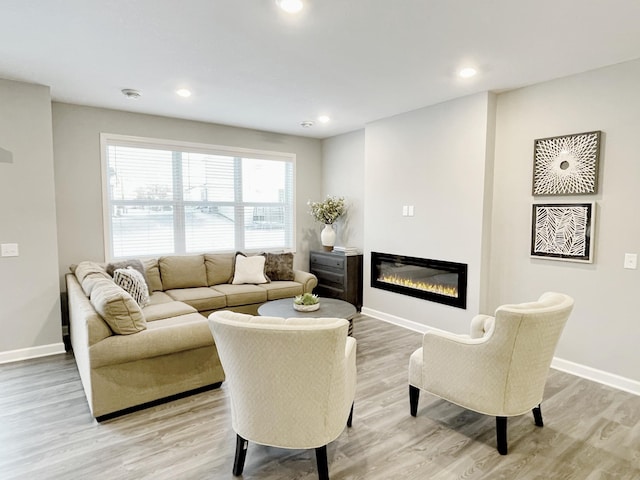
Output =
[
  {"x1": 459, "y1": 67, "x2": 477, "y2": 79},
  {"x1": 121, "y1": 88, "x2": 141, "y2": 99},
  {"x1": 176, "y1": 88, "x2": 192, "y2": 98},
  {"x1": 276, "y1": 0, "x2": 303, "y2": 14},
  {"x1": 318, "y1": 115, "x2": 330, "y2": 124}
]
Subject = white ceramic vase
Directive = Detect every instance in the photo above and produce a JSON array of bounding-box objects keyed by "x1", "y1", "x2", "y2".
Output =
[{"x1": 320, "y1": 224, "x2": 336, "y2": 251}]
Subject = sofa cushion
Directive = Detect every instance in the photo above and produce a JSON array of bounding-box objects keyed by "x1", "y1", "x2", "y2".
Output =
[
  {"x1": 205, "y1": 253, "x2": 234, "y2": 286},
  {"x1": 231, "y1": 253, "x2": 268, "y2": 285},
  {"x1": 113, "y1": 267, "x2": 150, "y2": 307},
  {"x1": 159, "y1": 255, "x2": 207, "y2": 289},
  {"x1": 89, "y1": 312, "x2": 212, "y2": 368},
  {"x1": 264, "y1": 252, "x2": 295, "y2": 281},
  {"x1": 211, "y1": 284, "x2": 268, "y2": 306},
  {"x1": 259, "y1": 281, "x2": 304, "y2": 300},
  {"x1": 142, "y1": 258, "x2": 164, "y2": 292},
  {"x1": 90, "y1": 279, "x2": 146, "y2": 335},
  {"x1": 146, "y1": 291, "x2": 174, "y2": 305},
  {"x1": 142, "y1": 301, "x2": 198, "y2": 322},
  {"x1": 165, "y1": 287, "x2": 227, "y2": 311},
  {"x1": 75, "y1": 261, "x2": 112, "y2": 296}
]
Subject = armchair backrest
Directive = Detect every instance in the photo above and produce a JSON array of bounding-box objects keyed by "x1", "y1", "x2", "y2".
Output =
[
  {"x1": 492, "y1": 292, "x2": 574, "y2": 413},
  {"x1": 208, "y1": 311, "x2": 352, "y2": 449}
]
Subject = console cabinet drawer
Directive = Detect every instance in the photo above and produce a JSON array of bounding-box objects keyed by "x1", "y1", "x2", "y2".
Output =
[
  {"x1": 311, "y1": 254, "x2": 345, "y2": 270},
  {"x1": 310, "y1": 251, "x2": 363, "y2": 310}
]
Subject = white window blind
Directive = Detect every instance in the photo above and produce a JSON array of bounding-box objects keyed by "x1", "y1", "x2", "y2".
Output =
[{"x1": 101, "y1": 135, "x2": 295, "y2": 260}]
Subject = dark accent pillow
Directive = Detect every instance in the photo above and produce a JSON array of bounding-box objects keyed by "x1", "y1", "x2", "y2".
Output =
[
  {"x1": 106, "y1": 259, "x2": 148, "y2": 287},
  {"x1": 264, "y1": 252, "x2": 295, "y2": 281}
]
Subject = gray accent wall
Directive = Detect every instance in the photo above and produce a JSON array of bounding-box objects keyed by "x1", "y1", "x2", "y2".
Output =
[
  {"x1": 320, "y1": 130, "x2": 365, "y2": 250},
  {"x1": 321, "y1": 60, "x2": 640, "y2": 387},
  {"x1": 52, "y1": 103, "x2": 323, "y2": 287},
  {"x1": 0, "y1": 79, "x2": 62, "y2": 356},
  {"x1": 491, "y1": 59, "x2": 640, "y2": 382},
  {"x1": 362, "y1": 92, "x2": 496, "y2": 332}
]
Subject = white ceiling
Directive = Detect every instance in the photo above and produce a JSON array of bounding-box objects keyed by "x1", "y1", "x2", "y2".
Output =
[{"x1": 2, "y1": 1, "x2": 640, "y2": 139}]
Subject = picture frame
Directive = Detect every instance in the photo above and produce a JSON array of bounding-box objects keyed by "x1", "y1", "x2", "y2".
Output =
[
  {"x1": 532, "y1": 131, "x2": 601, "y2": 195},
  {"x1": 531, "y1": 203, "x2": 595, "y2": 263}
]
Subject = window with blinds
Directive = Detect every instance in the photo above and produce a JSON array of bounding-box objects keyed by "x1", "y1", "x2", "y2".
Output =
[{"x1": 101, "y1": 134, "x2": 295, "y2": 260}]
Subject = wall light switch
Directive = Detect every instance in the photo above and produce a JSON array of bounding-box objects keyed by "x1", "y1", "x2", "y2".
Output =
[
  {"x1": 624, "y1": 253, "x2": 637, "y2": 269},
  {"x1": 402, "y1": 205, "x2": 408, "y2": 216},
  {"x1": 408, "y1": 205, "x2": 415, "y2": 216},
  {"x1": 1, "y1": 243, "x2": 19, "y2": 257}
]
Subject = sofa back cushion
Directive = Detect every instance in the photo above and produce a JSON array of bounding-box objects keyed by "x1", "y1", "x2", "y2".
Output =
[
  {"x1": 205, "y1": 253, "x2": 234, "y2": 286},
  {"x1": 142, "y1": 258, "x2": 164, "y2": 292},
  {"x1": 158, "y1": 254, "x2": 207, "y2": 290},
  {"x1": 89, "y1": 279, "x2": 146, "y2": 335},
  {"x1": 74, "y1": 261, "x2": 112, "y2": 297}
]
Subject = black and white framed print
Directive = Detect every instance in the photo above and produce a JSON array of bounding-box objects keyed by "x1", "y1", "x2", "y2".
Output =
[
  {"x1": 531, "y1": 203, "x2": 595, "y2": 263},
  {"x1": 532, "y1": 131, "x2": 601, "y2": 195}
]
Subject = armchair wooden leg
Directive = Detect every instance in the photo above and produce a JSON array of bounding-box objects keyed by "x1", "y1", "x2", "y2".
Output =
[
  {"x1": 347, "y1": 402, "x2": 354, "y2": 427},
  {"x1": 233, "y1": 434, "x2": 249, "y2": 476},
  {"x1": 496, "y1": 416, "x2": 508, "y2": 455},
  {"x1": 315, "y1": 445, "x2": 329, "y2": 480},
  {"x1": 409, "y1": 385, "x2": 420, "y2": 417},
  {"x1": 532, "y1": 404, "x2": 544, "y2": 427}
]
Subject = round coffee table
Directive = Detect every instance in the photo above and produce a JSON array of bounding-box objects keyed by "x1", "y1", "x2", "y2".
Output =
[{"x1": 258, "y1": 297, "x2": 356, "y2": 335}]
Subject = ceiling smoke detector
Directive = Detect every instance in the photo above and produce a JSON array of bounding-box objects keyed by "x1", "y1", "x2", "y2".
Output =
[
  {"x1": 300, "y1": 120, "x2": 314, "y2": 128},
  {"x1": 121, "y1": 88, "x2": 141, "y2": 99}
]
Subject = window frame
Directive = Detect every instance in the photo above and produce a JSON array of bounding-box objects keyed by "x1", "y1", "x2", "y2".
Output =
[{"x1": 100, "y1": 133, "x2": 297, "y2": 260}]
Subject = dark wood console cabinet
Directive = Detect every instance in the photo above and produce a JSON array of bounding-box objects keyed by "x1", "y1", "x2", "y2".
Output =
[{"x1": 310, "y1": 250, "x2": 363, "y2": 311}]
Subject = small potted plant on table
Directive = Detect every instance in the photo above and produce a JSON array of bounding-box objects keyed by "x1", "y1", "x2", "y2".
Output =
[{"x1": 293, "y1": 293, "x2": 320, "y2": 312}]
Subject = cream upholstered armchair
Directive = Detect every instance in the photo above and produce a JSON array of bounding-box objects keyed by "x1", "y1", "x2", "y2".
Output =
[
  {"x1": 409, "y1": 292, "x2": 573, "y2": 455},
  {"x1": 208, "y1": 311, "x2": 357, "y2": 480}
]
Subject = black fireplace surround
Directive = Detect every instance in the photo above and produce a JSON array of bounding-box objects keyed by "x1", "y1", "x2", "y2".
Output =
[{"x1": 371, "y1": 252, "x2": 467, "y2": 309}]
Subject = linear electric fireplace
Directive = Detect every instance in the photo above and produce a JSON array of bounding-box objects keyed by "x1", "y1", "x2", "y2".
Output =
[{"x1": 371, "y1": 252, "x2": 467, "y2": 309}]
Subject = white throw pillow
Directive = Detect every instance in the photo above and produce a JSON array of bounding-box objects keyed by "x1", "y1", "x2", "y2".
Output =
[
  {"x1": 232, "y1": 254, "x2": 268, "y2": 285},
  {"x1": 113, "y1": 267, "x2": 150, "y2": 307}
]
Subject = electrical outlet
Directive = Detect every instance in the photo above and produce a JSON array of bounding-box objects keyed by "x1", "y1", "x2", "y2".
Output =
[{"x1": 624, "y1": 253, "x2": 637, "y2": 269}]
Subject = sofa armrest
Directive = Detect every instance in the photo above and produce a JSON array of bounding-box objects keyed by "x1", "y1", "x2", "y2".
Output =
[{"x1": 294, "y1": 270, "x2": 318, "y2": 293}]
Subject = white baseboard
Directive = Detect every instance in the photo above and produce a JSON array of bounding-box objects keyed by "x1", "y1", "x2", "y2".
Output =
[
  {"x1": 0, "y1": 343, "x2": 66, "y2": 365},
  {"x1": 551, "y1": 357, "x2": 640, "y2": 396},
  {"x1": 362, "y1": 307, "x2": 640, "y2": 397},
  {"x1": 361, "y1": 307, "x2": 437, "y2": 334}
]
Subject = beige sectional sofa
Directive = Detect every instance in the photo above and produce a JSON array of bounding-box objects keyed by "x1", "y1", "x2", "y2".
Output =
[{"x1": 67, "y1": 252, "x2": 317, "y2": 420}]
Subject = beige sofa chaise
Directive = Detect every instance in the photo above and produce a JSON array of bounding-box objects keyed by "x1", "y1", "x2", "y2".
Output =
[{"x1": 67, "y1": 252, "x2": 317, "y2": 420}]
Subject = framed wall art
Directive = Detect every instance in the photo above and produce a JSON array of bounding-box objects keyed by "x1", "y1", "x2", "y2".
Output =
[
  {"x1": 531, "y1": 203, "x2": 595, "y2": 263},
  {"x1": 532, "y1": 131, "x2": 601, "y2": 195}
]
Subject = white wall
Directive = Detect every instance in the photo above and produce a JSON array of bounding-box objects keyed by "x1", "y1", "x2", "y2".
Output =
[
  {"x1": 0, "y1": 79, "x2": 63, "y2": 360},
  {"x1": 490, "y1": 59, "x2": 640, "y2": 383},
  {"x1": 363, "y1": 92, "x2": 496, "y2": 332},
  {"x1": 52, "y1": 103, "x2": 323, "y2": 284},
  {"x1": 320, "y1": 130, "x2": 365, "y2": 250}
]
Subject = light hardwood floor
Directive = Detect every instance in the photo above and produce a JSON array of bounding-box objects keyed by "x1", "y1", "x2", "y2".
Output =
[{"x1": 1, "y1": 315, "x2": 639, "y2": 479}]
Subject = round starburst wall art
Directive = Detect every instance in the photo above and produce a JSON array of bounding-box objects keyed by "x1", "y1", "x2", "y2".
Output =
[{"x1": 532, "y1": 131, "x2": 602, "y2": 195}]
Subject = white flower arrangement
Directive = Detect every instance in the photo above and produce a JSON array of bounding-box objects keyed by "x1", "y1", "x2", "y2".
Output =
[{"x1": 307, "y1": 196, "x2": 345, "y2": 225}]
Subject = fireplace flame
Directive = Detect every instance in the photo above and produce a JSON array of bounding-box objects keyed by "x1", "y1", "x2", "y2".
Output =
[{"x1": 379, "y1": 274, "x2": 458, "y2": 298}]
